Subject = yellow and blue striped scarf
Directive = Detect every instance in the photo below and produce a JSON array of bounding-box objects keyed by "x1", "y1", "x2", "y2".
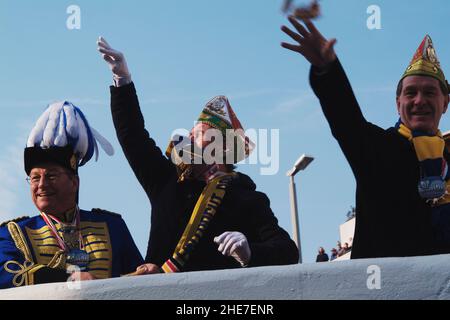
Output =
[
  {"x1": 397, "y1": 121, "x2": 450, "y2": 206},
  {"x1": 161, "y1": 172, "x2": 236, "y2": 273}
]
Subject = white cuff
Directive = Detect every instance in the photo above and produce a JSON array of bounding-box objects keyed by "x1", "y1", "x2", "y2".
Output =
[{"x1": 113, "y1": 75, "x2": 132, "y2": 87}]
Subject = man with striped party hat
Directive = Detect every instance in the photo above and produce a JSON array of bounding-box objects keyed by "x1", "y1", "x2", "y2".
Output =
[
  {"x1": 97, "y1": 37, "x2": 299, "y2": 274},
  {"x1": 282, "y1": 15, "x2": 450, "y2": 258}
]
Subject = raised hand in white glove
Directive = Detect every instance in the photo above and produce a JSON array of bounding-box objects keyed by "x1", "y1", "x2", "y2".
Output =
[
  {"x1": 214, "y1": 231, "x2": 251, "y2": 267},
  {"x1": 97, "y1": 36, "x2": 132, "y2": 87}
]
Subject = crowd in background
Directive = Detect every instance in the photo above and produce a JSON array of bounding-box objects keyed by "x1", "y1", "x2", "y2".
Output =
[{"x1": 316, "y1": 239, "x2": 353, "y2": 262}]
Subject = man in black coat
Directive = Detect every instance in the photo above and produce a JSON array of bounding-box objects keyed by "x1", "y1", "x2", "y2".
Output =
[
  {"x1": 97, "y1": 38, "x2": 299, "y2": 273},
  {"x1": 281, "y1": 16, "x2": 450, "y2": 259},
  {"x1": 315, "y1": 247, "x2": 329, "y2": 262}
]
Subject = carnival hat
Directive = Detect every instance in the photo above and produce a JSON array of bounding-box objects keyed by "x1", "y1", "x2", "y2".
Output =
[
  {"x1": 400, "y1": 35, "x2": 449, "y2": 94},
  {"x1": 166, "y1": 96, "x2": 254, "y2": 166}
]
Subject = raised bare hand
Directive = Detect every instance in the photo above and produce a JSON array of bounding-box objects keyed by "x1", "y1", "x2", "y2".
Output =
[{"x1": 281, "y1": 16, "x2": 337, "y2": 67}]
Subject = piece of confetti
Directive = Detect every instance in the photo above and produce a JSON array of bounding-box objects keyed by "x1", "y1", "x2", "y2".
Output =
[{"x1": 282, "y1": 0, "x2": 321, "y2": 20}]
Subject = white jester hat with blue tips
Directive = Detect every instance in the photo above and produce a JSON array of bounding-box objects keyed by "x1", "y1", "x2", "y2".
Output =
[{"x1": 25, "y1": 101, "x2": 114, "y2": 174}]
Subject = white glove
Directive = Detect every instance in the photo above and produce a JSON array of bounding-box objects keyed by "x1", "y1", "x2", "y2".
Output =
[
  {"x1": 97, "y1": 36, "x2": 132, "y2": 86},
  {"x1": 214, "y1": 231, "x2": 251, "y2": 267}
]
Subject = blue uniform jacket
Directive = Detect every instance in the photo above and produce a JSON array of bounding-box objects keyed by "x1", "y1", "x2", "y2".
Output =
[{"x1": 0, "y1": 209, "x2": 143, "y2": 289}]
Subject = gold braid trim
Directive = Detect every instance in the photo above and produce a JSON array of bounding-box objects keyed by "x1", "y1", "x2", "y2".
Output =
[
  {"x1": 4, "y1": 252, "x2": 66, "y2": 287},
  {"x1": 4, "y1": 260, "x2": 38, "y2": 286},
  {"x1": 4, "y1": 222, "x2": 68, "y2": 287},
  {"x1": 7, "y1": 222, "x2": 33, "y2": 262},
  {"x1": 47, "y1": 250, "x2": 66, "y2": 269},
  {"x1": 26, "y1": 265, "x2": 46, "y2": 286},
  {"x1": 4, "y1": 221, "x2": 40, "y2": 286}
]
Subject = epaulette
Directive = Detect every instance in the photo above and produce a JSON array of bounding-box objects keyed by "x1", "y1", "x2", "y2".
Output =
[
  {"x1": 91, "y1": 208, "x2": 122, "y2": 218},
  {"x1": 0, "y1": 216, "x2": 30, "y2": 228}
]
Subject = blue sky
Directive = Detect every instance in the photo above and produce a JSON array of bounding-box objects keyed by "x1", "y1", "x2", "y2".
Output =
[{"x1": 1, "y1": 0, "x2": 449, "y2": 263}]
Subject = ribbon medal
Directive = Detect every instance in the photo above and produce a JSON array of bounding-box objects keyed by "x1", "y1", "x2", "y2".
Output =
[
  {"x1": 418, "y1": 176, "x2": 446, "y2": 200},
  {"x1": 40, "y1": 208, "x2": 89, "y2": 271}
]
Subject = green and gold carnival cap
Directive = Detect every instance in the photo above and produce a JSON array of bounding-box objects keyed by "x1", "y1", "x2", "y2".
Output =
[
  {"x1": 400, "y1": 35, "x2": 449, "y2": 94},
  {"x1": 166, "y1": 96, "x2": 255, "y2": 171},
  {"x1": 198, "y1": 96, "x2": 254, "y2": 162},
  {"x1": 197, "y1": 96, "x2": 234, "y2": 135}
]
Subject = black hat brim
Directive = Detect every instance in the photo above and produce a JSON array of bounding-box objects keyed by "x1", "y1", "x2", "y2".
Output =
[{"x1": 24, "y1": 145, "x2": 78, "y2": 175}]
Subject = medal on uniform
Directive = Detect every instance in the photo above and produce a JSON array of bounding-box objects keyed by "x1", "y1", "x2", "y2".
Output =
[
  {"x1": 66, "y1": 249, "x2": 90, "y2": 270},
  {"x1": 40, "y1": 207, "x2": 89, "y2": 271},
  {"x1": 60, "y1": 224, "x2": 79, "y2": 248},
  {"x1": 418, "y1": 176, "x2": 446, "y2": 200},
  {"x1": 60, "y1": 223, "x2": 89, "y2": 270}
]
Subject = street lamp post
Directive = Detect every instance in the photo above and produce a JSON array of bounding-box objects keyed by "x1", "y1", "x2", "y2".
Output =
[{"x1": 286, "y1": 154, "x2": 314, "y2": 264}]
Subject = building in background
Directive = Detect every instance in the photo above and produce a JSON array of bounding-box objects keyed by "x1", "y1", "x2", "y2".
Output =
[{"x1": 334, "y1": 207, "x2": 355, "y2": 261}]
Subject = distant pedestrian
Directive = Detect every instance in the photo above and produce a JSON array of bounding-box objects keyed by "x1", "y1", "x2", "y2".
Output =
[
  {"x1": 316, "y1": 247, "x2": 329, "y2": 262},
  {"x1": 330, "y1": 248, "x2": 338, "y2": 261}
]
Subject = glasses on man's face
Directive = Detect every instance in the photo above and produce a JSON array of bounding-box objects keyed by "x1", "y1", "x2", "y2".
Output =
[{"x1": 26, "y1": 171, "x2": 68, "y2": 185}]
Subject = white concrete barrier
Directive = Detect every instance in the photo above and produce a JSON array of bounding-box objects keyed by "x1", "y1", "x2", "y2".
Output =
[{"x1": 1, "y1": 254, "x2": 449, "y2": 300}]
